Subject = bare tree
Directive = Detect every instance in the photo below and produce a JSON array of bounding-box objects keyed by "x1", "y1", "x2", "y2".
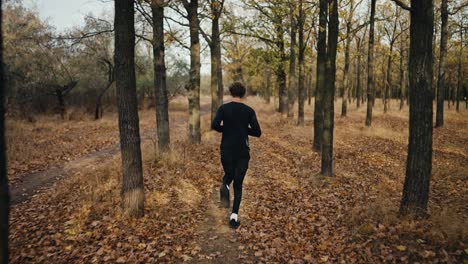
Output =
[
  {"x1": 199, "y1": 0, "x2": 225, "y2": 121},
  {"x1": 151, "y1": 0, "x2": 171, "y2": 151},
  {"x1": 365, "y1": 0, "x2": 376, "y2": 126},
  {"x1": 321, "y1": 0, "x2": 339, "y2": 176},
  {"x1": 313, "y1": 0, "x2": 327, "y2": 151},
  {"x1": 435, "y1": 0, "x2": 448, "y2": 126},
  {"x1": 115, "y1": 0, "x2": 145, "y2": 217},
  {"x1": 297, "y1": 0, "x2": 306, "y2": 125},
  {"x1": 390, "y1": 0, "x2": 435, "y2": 216},
  {"x1": 0, "y1": 0, "x2": 10, "y2": 261},
  {"x1": 287, "y1": 0, "x2": 297, "y2": 118},
  {"x1": 182, "y1": 0, "x2": 202, "y2": 143}
]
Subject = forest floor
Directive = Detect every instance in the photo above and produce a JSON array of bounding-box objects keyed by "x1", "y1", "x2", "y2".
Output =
[{"x1": 7, "y1": 96, "x2": 468, "y2": 263}]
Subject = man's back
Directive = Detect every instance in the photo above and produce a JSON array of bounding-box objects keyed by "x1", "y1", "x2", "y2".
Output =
[{"x1": 211, "y1": 102, "x2": 261, "y2": 156}]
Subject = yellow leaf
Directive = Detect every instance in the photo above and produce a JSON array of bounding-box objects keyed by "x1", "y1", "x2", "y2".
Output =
[{"x1": 396, "y1": 245, "x2": 407, "y2": 251}]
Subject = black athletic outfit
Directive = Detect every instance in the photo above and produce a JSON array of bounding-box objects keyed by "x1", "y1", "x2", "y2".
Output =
[{"x1": 211, "y1": 102, "x2": 261, "y2": 214}]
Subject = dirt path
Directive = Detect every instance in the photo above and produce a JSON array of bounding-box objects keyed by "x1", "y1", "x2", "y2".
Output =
[
  {"x1": 189, "y1": 185, "x2": 246, "y2": 263},
  {"x1": 10, "y1": 128, "x2": 155, "y2": 205},
  {"x1": 11, "y1": 104, "x2": 211, "y2": 205}
]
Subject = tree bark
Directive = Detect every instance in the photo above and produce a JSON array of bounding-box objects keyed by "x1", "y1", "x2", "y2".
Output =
[
  {"x1": 435, "y1": 0, "x2": 448, "y2": 126},
  {"x1": 152, "y1": 0, "x2": 171, "y2": 152},
  {"x1": 356, "y1": 36, "x2": 363, "y2": 108},
  {"x1": 400, "y1": 0, "x2": 434, "y2": 217},
  {"x1": 456, "y1": 26, "x2": 463, "y2": 112},
  {"x1": 313, "y1": 0, "x2": 327, "y2": 151},
  {"x1": 56, "y1": 88, "x2": 66, "y2": 119},
  {"x1": 399, "y1": 31, "x2": 406, "y2": 110},
  {"x1": 384, "y1": 13, "x2": 399, "y2": 113},
  {"x1": 308, "y1": 72, "x2": 312, "y2": 105},
  {"x1": 114, "y1": 0, "x2": 145, "y2": 217},
  {"x1": 210, "y1": 0, "x2": 224, "y2": 121},
  {"x1": 341, "y1": 1, "x2": 354, "y2": 117},
  {"x1": 95, "y1": 81, "x2": 114, "y2": 120},
  {"x1": 297, "y1": 0, "x2": 305, "y2": 125},
  {"x1": 365, "y1": 0, "x2": 376, "y2": 126},
  {"x1": 0, "y1": 2, "x2": 10, "y2": 261},
  {"x1": 288, "y1": 1, "x2": 297, "y2": 118},
  {"x1": 276, "y1": 20, "x2": 288, "y2": 114},
  {"x1": 321, "y1": 0, "x2": 338, "y2": 176},
  {"x1": 184, "y1": 0, "x2": 201, "y2": 143},
  {"x1": 265, "y1": 69, "x2": 271, "y2": 103},
  {"x1": 95, "y1": 59, "x2": 114, "y2": 120}
]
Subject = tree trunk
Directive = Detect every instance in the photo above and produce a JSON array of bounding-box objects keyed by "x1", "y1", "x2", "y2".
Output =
[
  {"x1": 185, "y1": 0, "x2": 201, "y2": 143},
  {"x1": 288, "y1": 1, "x2": 297, "y2": 118},
  {"x1": 95, "y1": 81, "x2": 114, "y2": 120},
  {"x1": 384, "y1": 14, "x2": 399, "y2": 113},
  {"x1": 265, "y1": 69, "x2": 271, "y2": 103},
  {"x1": 400, "y1": 0, "x2": 434, "y2": 217},
  {"x1": 297, "y1": 0, "x2": 305, "y2": 125},
  {"x1": 321, "y1": 0, "x2": 338, "y2": 176},
  {"x1": 276, "y1": 20, "x2": 288, "y2": 114},
  {"x1": 313, "y1": 0, "x2": 327, "y2": 151},
  {"x1": 399, "y1": 34, "x2": 406, "y2": 111},
  {"x1": 365, "y1": 0, "x2": 376, "y2": 126},
  {"x1": 341, "y1": 9, "x2": 353, "y2": 117},
  {"x1": 356, "y1": 37, "x2": 363, "y2": 108},
  {"x1": 95, "y1": 60, "x2": 114, "y2": 120},
  {"x1": 0, "y1": 3, "x2": 10, "y2": 261},
  {"x1": 56, "y1": 89, "x2": 66, "y2": 119},
  {"x1": 308, "y1": 72, "x2": 312, "y2": 105},
  {"x1": 114, "y1": 0, "x2": 145, "y2": 217},
  {"x1": 210, "y1": 0, "x2": 224, "y2": 121},
  {"x1": 435, "y1": 0, "x2": 448, "y2": 127},
  {"x1": 456, "y1": 26, "x2": 463, "y2": 112},
  {"x1": 152, "y1": 0, "x2": 171, "y2": 152}
]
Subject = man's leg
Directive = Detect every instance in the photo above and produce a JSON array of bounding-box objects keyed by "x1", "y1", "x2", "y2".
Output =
[
  {"x1": 232, "y1": 158, "x2": 249, "y2": 215},
  {"x1": 220, "y1": 155, "x2": 234, "y2": 208}
]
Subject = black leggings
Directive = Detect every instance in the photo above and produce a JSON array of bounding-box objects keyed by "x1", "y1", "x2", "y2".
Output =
[{"x1": 221, "y1": 155, "x2": 250, "y2": 214}]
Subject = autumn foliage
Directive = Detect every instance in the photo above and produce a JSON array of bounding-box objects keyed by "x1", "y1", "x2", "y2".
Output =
[{"x1": 8, "y1": 97, "x2": 467, "y2": 263}]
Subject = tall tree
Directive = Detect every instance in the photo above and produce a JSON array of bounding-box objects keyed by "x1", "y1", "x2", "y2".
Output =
[
  {"x1": 435, "y1": 0, "x2": 448, "y2": 127},
  {"x1": 287, "y1": 0, "x2": 297, "y2": 118},
  {"x1": 115, "y1": 0, "x2": 145, "y2": 217},
  {"x1": 151, "y1": 0, "x2": 171, "y2": 152},
  {"x1": 313, "y1": 0, "x2": 327, "y2": 151},
  {"x1": 199, "y1": 0, "x2": 225, "y2": 121},
  {"x1": 277, "y1": 17, "x2": 288, "y2": 114},
  {"x1": 341, "y1": 1, "x2": 353, "y2": 117},
  {"x1": 399, "y1": 25, "x2": 408, "y2": 110},
  {"x1": 0, "y1": 0, "x2": 10, "y2": 261},
  {"x1": 183, "y1": 0, "x2": 202, "y2": 143},
  {"x1": 391, "y1": 0, "x2": 435, "y2": 216},
  {"x1": 365, "y1": 0, "x2": 376, "y2": 126},
  {"x1": 297, "y1": 0, "x2": 306, "y2": 125},
  {"x1": 355, "y1": 32, "x2": 366, "y2": 108},
  {"x1": 321, "y1": 0, "x2": 339, "y2": 176},
  {"x1": 383, "y1": 7, "x2": 401, "y2": 113},
  {"x1": 456, "y1": 21, "x2": 463, "y2": 112},
  {"x1": 341, "y1": 0, "x2": 363, "y2": 116}
]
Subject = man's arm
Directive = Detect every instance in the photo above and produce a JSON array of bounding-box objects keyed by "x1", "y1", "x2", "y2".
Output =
[
  {"x1": 248, "y1": 111, "x2": 261, "y2": 137},
  {"x1": 211, "y1": 106, "x2": 223, "y2": 133}
]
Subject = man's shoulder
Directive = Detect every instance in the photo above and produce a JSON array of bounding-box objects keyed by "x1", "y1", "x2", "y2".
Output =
[{"x1": 243, "y1": 104, "x2": 256, "y2": 114}]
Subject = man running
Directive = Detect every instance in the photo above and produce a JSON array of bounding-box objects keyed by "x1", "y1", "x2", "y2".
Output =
[{"x1": 211, "y1": 82, "x2": 261, "y2": 229}]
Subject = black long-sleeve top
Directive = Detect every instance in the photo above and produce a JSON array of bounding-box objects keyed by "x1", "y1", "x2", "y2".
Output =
[{"x1": 211, "y1": 102, "x2": 261, "y2": 157}]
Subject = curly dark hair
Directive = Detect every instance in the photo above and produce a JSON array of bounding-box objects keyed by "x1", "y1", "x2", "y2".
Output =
[{"x1": 229, "y1": 82, "x2": 246, "y2": 98}]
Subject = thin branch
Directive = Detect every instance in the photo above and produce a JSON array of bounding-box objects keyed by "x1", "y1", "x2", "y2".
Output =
[
  {"x1": 448, "y1": 1, "x2": 468, "y2": 15},
  {"x1": 390, "y1": 0, "x2": 411, "y2": 12}
]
